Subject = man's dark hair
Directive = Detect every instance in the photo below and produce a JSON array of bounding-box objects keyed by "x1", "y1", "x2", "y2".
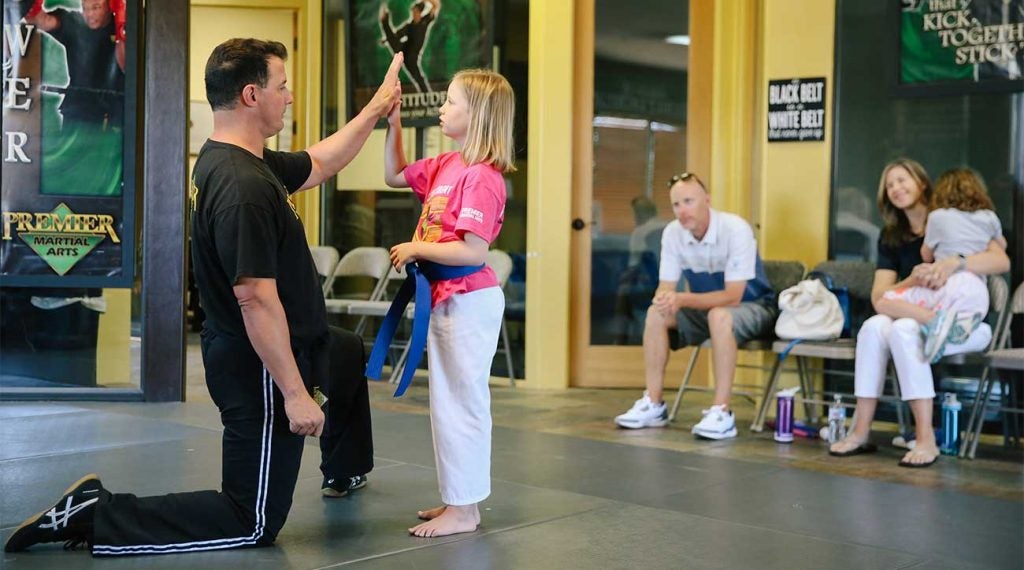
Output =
[{"x1": 205, "y1": 38, "x2": 288, "y2": 111}]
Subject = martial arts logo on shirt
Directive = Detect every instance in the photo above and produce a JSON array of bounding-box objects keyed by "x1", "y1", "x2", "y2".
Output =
[{"x1": 2, "y1": 202, "x2": 121, "y2": 276}]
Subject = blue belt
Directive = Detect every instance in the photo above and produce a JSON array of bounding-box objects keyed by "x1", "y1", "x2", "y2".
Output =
[{"x1": 365, "y1": 260, "x2": 485, "y2": 396}]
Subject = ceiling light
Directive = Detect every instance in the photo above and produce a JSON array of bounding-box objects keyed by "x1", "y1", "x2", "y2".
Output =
[{"x1": 665, "y1": 35, "x2": 690, "y2": 46}]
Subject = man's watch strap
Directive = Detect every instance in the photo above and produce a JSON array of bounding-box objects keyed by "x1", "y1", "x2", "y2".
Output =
[{"x1": 956, "y1": 253, "x2": 967, "y2": 272}]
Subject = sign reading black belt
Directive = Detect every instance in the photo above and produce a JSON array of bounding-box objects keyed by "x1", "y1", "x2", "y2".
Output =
[{"x1": 365, "y1": 260, "x2": 485, "y2": 396}]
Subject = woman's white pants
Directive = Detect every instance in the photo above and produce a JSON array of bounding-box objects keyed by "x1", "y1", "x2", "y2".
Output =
[{"x1": 854, "y1": 314, "x2": 991, "y2": 401}]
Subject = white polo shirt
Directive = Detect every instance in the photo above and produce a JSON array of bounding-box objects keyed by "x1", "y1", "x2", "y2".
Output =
[{"x1": 658, "y1": 208, "x2": 773, "y2": 302}]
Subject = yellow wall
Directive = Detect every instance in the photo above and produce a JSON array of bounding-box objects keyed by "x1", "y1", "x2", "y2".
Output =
[
  {"x1": 755, "y1": 0, "x2": 835, "y2": 269},
  {"x1": 96, "y1": 289, "x2": 131, "y2": 385},
  {"x1": 525, "y1": 0, "x2": 574, "y2": 389}
]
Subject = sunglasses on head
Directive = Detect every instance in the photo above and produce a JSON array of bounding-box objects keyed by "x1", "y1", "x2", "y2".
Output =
[{"x1": 667, "y1": 172, "x2": 698, "y2": 187}]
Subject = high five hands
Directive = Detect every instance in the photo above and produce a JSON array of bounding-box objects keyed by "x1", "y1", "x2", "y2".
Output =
[{"x1": 370, "y1": 53, "x2": 404, "y2": 118}]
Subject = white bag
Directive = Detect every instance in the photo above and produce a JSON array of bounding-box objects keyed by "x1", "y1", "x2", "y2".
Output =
[{"x1": 774, "y1": 279, "x2": 844, "y2": 341}]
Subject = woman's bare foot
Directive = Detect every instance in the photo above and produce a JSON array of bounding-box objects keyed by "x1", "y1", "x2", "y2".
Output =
[
  {"x1": 829, "y1": 436, "x2": 867, "y2": 455},
  {"x1": 417, "y1": 505, "x2": 446, "y2": 521},
  {"x1": 409, "y1": 503, "x2": 480, "y2": 538},
  {"x1": 899, "y1": 444, "x2": 940, "y2": 467}
]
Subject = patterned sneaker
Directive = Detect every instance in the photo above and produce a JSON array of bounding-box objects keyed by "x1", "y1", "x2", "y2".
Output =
[
  {"x1": 614, "y1": 392, "x2": 669, "y2": 429},
  {"x1": 321, "y1": 474, "x2": 368, "y2": 498},
  {"x1": 5, "y1": 474, "x2": 106, "y2": 552},
  {"x1": 922, "y1": 310, "x2": 956, "y2": 364},
  {"x1": 691, "y1": 404, "x2": 738, "y2": 440},
  {"x1": 946, "y1": 314, "x2": 982, "y2": 346}
]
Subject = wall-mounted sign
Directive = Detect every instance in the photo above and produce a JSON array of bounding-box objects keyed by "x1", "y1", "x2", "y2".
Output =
[
  {"x1": 345, "y1": 0, "x2": 493, "y2": 127},
  {"x1": 1, "y1": 0, "x2": 138, "y2": 287},
  {"x1": 899, "y1": 0, "x2": 1024, "y2": 94},
  {"x1": 767, "y1": 77, "x2": 826, "y2": 143}
]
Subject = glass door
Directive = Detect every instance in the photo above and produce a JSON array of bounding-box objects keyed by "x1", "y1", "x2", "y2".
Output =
[{"x1": 571, "y1": 0, "x2": 692, "y2": 387}]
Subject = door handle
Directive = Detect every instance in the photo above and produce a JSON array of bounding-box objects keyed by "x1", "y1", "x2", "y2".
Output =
[{"x1": 571, "y1": 218, "x2": 586, "y2": 231}]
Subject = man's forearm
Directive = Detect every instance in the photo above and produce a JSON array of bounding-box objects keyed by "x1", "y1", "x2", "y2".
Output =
[
  {"x1": 302, "y1": 108, "x2": 380, "y2": 191},
  {"x1": 679, "y1": 289, "x2": 742, "y2": 311},
  {"x1": 239, "y1": 298, "x2": 306, "y2": 399}
]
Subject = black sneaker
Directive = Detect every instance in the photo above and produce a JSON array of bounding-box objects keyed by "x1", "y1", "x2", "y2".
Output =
[
  {"x1": 5, "y1": 474, "x2": 106, "y2": 552},
  {"x1": 321, "y1": 474, "x2": 367, "y2": 498}
]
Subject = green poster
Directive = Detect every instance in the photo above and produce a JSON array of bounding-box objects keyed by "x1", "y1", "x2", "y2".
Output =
[{"x1": 347, "y1": 0, "x2": 492, "y2": 125}]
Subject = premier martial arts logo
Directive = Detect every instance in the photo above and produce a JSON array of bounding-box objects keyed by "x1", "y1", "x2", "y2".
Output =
[{"x1": 2, "y1": 203, "x2": 121, "y2": 275}]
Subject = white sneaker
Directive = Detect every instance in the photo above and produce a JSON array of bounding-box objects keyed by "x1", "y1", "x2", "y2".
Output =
[
  {"x1": 614, "y1": 392, "x2": 669, "y2": 429},
  {"x1": 691, "y1": 404, "x2": 738, "y2": 440}
]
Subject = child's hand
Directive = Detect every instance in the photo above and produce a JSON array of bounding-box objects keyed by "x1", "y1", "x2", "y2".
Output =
[{"x1": 390, "y1": 242, "x2": 419, "y2": 270}]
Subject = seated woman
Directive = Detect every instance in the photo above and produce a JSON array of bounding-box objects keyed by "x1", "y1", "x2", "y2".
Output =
[{"x1": 829, "y1": 159, "x2": 1009, "y2": 467}]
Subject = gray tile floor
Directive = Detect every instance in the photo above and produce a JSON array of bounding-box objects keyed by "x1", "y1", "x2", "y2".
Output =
[{"x1": 1, "y1": 400, "x2": 1022, "y2": 570}]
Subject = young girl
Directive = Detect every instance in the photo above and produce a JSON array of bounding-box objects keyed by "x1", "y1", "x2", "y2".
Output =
[
  {"x1": 383, "y1": 69, "x2": 515, "y2": 538},
  {"x1": 875, "y1": 168, "x2": 1005, "y2": 363}
]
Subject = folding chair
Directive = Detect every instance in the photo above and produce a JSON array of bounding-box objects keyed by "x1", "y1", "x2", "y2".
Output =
[
  {"x1": 322, "y1": 247, "x2": 392, "y2": 334},
  {"x1": 751, "y1": 260, "x2": 890, "y2": 432},
  {"x1": 485, "y1": 249, "x2": 518, "y2": 386},
  {"x1": 354, "y1": 251, "x2": 517, "y2": 386},
  {"x1": 958, "y1": 277, "x2": 1016, "y2": 458},
  {"x1": 667, "y1": 260, "x2": 805, "y2": 422},
  {"x1": 309, "y1": 246, "x2": 340, "y2": 296}
]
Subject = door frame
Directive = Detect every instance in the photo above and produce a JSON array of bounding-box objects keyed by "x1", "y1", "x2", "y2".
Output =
[{"x1": 569, "y1": 0, "x2": 714, "y2": 388}]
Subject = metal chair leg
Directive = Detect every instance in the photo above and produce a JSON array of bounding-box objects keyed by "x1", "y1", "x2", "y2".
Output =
[
  {"x1": 968, "y1": 367, "x2": 997, "y2": 459},
  {"x1": 960, "y1": 367, "x2": 990, "y2": 458},
  {"x1": 669, "y1": 347, "x2": 701, "y2": 422},
  {"x1": 752, "y1": 354, "x2": 786, "y2": 432},
  {"x1": 796, "y1": 356, "x2": 818, "y2": 424},
  {"x1": 889, "y1": 363, "x2": 907, "y2": 436}
]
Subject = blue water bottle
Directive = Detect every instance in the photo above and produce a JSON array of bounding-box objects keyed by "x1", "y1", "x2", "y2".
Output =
[{"x1": 940, "y1": 393, "x2": 961, "y2": 455}]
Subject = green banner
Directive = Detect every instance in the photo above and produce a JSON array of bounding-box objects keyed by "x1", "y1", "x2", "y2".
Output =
[{"x1": 901, "y1": 0, "x2": 1024, "y2": 87}]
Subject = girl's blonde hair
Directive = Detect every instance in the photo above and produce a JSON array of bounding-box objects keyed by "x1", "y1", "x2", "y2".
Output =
[
  {"x1": 932, "y1": 168, "x2": 994, "y2": 212},
  {"x1": 451, "y1": 69, "x2": 516, "y2": 173},
  {"x1": 876, "y1": 158, "x2": 932, "y2": 246}
]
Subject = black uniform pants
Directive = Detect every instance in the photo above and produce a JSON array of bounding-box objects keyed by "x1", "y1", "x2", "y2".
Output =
[{"x1": 90, "y1": 326, "x2": 372, "y2": 556}]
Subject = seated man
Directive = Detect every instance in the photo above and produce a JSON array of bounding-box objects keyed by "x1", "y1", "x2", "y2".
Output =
[{"x1": 614, "y1": 172, "x2": 776, "y2": 439}]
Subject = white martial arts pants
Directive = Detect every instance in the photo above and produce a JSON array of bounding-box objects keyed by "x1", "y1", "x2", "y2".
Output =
[
  {"x1": 854, "y1": 314, "x2": 991, "y2": 401},
  {"x1": 426, "y1": 286, "x2": 504, "y2": 505}
]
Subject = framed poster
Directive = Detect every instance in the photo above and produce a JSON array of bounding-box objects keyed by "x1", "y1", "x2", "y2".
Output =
[
  {"x1": 897, "y1": 0, "x2": 1024, "y2": 96},
  {"x1": 2, "y1": 0, "x2": 138, "y2": 287},
  {"x1": 345, "y1": 0, "x2": 493, "y2": 127},
  {"x1": 767, "y1": 77, "x2": 827, "y2": 142}
]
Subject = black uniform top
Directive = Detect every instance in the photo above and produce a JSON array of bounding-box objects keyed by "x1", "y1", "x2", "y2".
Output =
[
  {"x1": 49, "y1": 9, "x2": 124, "y2": 124},
  {"x1": 877, "y1": 235, "x2": 925, "y2": 281},
  {"x1": 190, "y1": 141, "x2": 327, "y2": 348}
]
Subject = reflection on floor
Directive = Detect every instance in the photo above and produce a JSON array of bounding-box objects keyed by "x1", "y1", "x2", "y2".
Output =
[{"x1": 2, "y1": 370, "x2": 1022, "y2": 569}]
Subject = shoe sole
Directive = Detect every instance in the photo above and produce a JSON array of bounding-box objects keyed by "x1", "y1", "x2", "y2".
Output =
[
  {"x1": 615, "y1": 418, "x2": 669, "y2": 429},
  {"x1": 692, "y1": 427, "x2": 738, "y2": 440},
  {"x1": 321, "y1": 478, "x2": 368, "y2": 498},
  {"x1": 5, "y1": 473, "x2": 99, "y2": 552}
]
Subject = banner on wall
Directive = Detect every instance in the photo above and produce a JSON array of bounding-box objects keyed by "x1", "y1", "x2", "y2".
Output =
[
  {"x1": 900, "y1": 0, "x2": 1024, "y2": 92},
  {"x1": 767, "y1": 77, "x2": 826, "y2": 143},
  {"x1": 345, "y1": 0, "x2": 493, "y2": 127},
  {"x1": 1, "y1": 0, "x2": 137, "y2": 287}
]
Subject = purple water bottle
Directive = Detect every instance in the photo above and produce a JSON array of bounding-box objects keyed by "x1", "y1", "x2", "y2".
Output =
[{"x1": 774, "y1": 387, "x2": 800, "y2": 443}]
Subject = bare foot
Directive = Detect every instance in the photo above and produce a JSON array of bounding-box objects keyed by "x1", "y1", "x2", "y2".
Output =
[
  {"x1": 829, "y1": 436, "x2": 866, "y2": 455},
  {"x1": 900, "y1": 444, "x2": 940, "y2": 467},
  {"x1": 417, "y1": 505, "x2": 446, "y2": 521},
  {"x1": 409, "y1": 504, "x2": 480, "y2": 538}
]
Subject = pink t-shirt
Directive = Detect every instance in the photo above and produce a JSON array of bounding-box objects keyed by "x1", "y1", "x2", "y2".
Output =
[{"x1": 404, "y1": 151, "x2": 506, "y2": 307}]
